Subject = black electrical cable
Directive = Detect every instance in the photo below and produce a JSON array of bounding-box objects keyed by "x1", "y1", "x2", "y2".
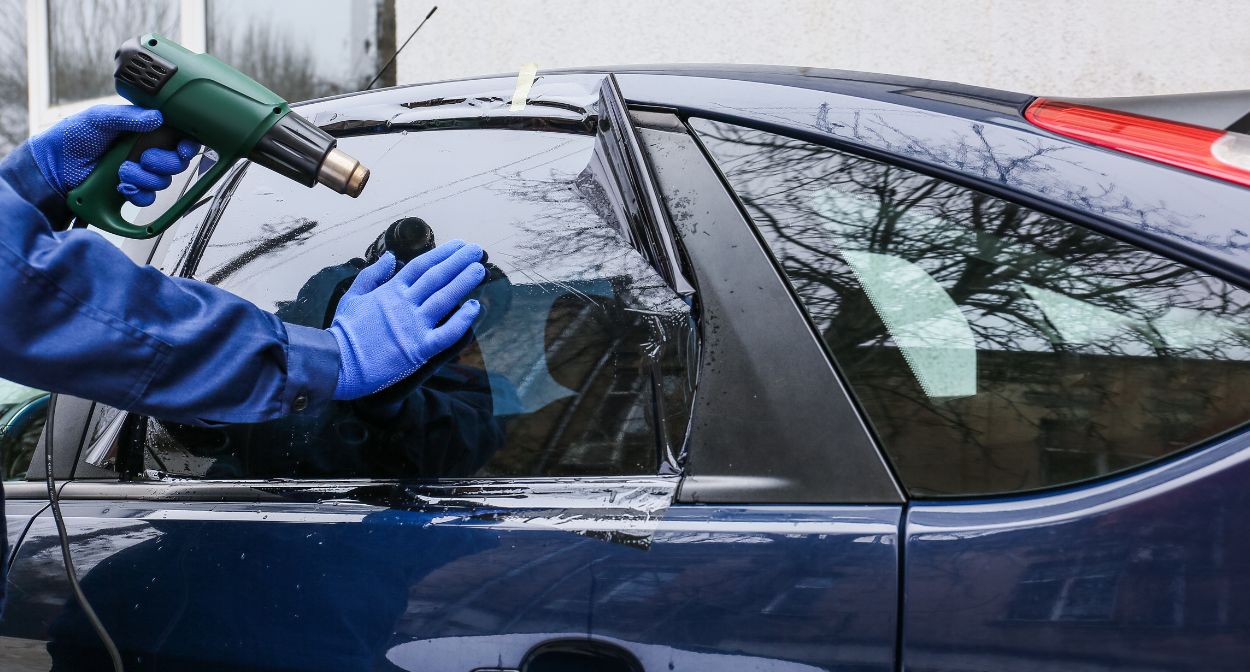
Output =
[{"x1": 44, "y1": 396, "x2": 124, "y2": 671}]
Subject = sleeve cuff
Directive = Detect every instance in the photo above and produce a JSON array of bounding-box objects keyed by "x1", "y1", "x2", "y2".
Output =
[
  {"x1": 282, "y1": 323, "x2": 341, "y2": 416},
  {"x1": 0, "y1": 143, "x2": 72, "y2": 225}
]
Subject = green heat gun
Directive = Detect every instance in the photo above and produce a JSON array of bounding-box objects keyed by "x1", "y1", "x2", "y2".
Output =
[{"x1": 67, "y1": 33, "x2": 370, "y2": 238}]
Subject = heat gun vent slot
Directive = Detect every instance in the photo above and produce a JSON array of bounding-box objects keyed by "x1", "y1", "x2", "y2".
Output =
[{"x1": 114, "y1": 41, "x2": 177, "y2": 95}]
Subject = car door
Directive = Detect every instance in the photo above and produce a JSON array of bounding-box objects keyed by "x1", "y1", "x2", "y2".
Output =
[
  {"x1": 0, "y1": 74, "x2": 905, "y2": 672},
  {"x1": 685, "y1": 113, "x2": 1250, "y2": 671}
]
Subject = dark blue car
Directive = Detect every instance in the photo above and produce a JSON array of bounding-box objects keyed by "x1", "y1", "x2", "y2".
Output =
[{"x1": 4, "y1": 67, "x2": 1250, "y2": 671}]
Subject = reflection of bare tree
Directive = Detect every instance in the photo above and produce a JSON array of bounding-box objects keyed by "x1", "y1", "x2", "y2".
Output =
[
  {"x1": 48, "y1": 0, "x2": 178, "y2": 104},
  {"x1": 207, "y1": 0, "x2": 383, "y2": 103},
  {"x1": 208, "y1": 22, "x2": 339, "y2": 103},
  {"x1": 481, "y1": 163, "x2": 695, "y2": 472},
  {"x1": 695, "y1": 119, "x2": 1250, "y2": 495},
  {"x1": 0, "y1": 0, "x2": 27, "y2": 154},
  {"x1": 495, "y1": 167, "x2": 690, "y2": 323},
  {"x1": 809, "y1": 102, "x2": 1250, "y2": 257}
]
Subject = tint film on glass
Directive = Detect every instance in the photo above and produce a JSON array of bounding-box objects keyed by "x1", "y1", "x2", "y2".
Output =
[
  {"x1": 137, "y1": 127, "x2": 694, "y2": 480},
  {"x1": 692, "y1": 117, "x2": 1250, "y2": 496}
]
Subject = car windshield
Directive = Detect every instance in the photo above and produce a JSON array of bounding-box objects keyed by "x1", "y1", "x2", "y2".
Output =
[{"x1": 139, "y1": 127, "x2": 696, "y2": 480}]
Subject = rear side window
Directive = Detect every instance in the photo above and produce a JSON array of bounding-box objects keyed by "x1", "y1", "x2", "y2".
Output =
[
  {"x1": 136, "y1": 128, "x2": 695, "y2": 480},
  {"x1": 692, "y1": 118, "x2": 1250, "y2": 496}
]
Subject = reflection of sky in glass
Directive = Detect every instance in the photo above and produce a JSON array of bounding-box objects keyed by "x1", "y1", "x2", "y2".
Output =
[
  {"x1": 196, "y1": 129, "x2": 684, "y2": 319},
  {"x1": 812, "y1": 188, "x2": 1250, "y2": 363}
]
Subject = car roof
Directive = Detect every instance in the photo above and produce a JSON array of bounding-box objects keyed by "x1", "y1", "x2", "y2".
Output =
[{"x1": 302, "y1": 64, "x2": 1034, "y2": 115}]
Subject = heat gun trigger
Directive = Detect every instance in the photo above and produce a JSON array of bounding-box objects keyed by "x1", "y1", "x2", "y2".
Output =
[{"x1": 117, "y1": 125, "x2": 199, "y2": 204}]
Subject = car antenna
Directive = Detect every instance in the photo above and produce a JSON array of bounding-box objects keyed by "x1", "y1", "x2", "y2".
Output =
[{"x1": 366, "y1": 5, "x2": 438, "y2": 90}]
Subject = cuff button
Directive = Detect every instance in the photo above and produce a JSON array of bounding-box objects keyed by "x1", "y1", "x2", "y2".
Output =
[{"x1": 293, "y1": 393, "x2": 309, "y2": 412}]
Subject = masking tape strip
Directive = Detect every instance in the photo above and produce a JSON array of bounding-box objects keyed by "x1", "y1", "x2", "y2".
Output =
[{"x1": 510, "y1": 63, "x2": 539, "y2": 111}]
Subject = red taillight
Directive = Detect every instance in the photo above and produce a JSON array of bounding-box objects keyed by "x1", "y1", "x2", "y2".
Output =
[{"x1": 1025, "y1": 98, "x2": 1250, "y2": 188}]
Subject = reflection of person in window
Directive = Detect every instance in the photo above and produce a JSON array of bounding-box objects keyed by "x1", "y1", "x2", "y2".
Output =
[{"x1": 218, "y1": 257, "x2": 519, "y2": 479}]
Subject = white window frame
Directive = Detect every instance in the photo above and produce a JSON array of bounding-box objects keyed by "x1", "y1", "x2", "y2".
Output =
[{"x1": 25, "y1": 0, "x2": 207, "y2": 136}]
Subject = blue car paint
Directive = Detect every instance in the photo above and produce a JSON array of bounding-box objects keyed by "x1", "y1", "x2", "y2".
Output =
[
  {"x1": 4, "y1": 500, "x2": 45, "y2": 583},
  {"x1": 2, "y1": 482, "x2": 899, "y2": 671},
  {"x1": 2, "y1": 69, "x2": 1249, "y2": 670},
  {"x1": 903, "y1": 424, "x2": 1250, "y2": 671}
]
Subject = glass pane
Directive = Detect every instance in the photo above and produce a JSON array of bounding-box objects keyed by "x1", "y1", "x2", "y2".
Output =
[
  {"x1": 48, "y1": 0, "x2": 179, "y2": 105},
  {"x1": 206, "y1": 0, "x2": 383, "y2": 102},
  {"x1": 0, "y1": 379, "x2": 47, "y2": 481},
  {"x1": 138, "y1": 128, "x2": 694, "y2": 480},
  {"x1": 0, "y1": 0, "x2": 26, "y2": 155},
  {"x1": 692, "y1": 117, "x2": 1250, "y2": 496}
]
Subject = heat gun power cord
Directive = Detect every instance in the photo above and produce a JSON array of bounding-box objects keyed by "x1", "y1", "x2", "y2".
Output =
[{"x1": 44, "y1": 397, "x2": 125, "y2": 671}]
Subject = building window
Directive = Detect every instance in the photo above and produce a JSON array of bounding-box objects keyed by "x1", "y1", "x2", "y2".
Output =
[
  {"x1": 48, "y1": 0, "x2": 180, "y2": 106},
  {"x1": 206, "y1": 0, "x2": 387, "y2": 102}
]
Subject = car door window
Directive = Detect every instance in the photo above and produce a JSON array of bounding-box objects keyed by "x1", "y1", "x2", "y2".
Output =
[
  {"x1": 133, "y1": 127, "x2": 695, "y2": 480},
  {"x1": 692, "y1": 117, "x2": 1250, "y2": 496}
]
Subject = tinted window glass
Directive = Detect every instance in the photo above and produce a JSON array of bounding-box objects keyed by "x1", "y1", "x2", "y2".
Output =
[
  {"x1": 137, "y1": 128, "x2": 694, "y2": 480},
  {"x1": 692, "y1": 118, "x2": 1250, "y2": 496}
]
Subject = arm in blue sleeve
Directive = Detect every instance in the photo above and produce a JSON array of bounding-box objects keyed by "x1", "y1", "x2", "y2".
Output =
[{"x1": 0, "y1": 144, "x2": 341, "y2": 426}]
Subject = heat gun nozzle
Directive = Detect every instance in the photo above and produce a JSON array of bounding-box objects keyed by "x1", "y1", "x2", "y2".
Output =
[{"x1": 318, "y1": 148, "x2": 370, "y2": 198}]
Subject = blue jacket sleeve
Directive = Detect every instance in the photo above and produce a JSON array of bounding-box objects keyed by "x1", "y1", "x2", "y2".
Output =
[{"x1": 0, "y1": 144, "x2": 341, "y2": 426}]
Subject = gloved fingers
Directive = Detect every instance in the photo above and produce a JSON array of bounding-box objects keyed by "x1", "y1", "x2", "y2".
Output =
[
  {"x1": 395, "y1": 239, "x2": 469, "y2": 285},
  {"x1": 138, "y1": 143, "x2": 198, "y2": 176},
  {"x1": 82, "y1": 104, "x2": 164, "y2": 135},
  {"x1": 426, "y1": 300, "x2": 482, "y2": 353},
  {"x1": 405, "y1": 243, "x2": 485, "y2": 304},
  {"x1": 117, "y1": 182, "x2": 156, "y2": 207},
  {"x1": 176, "y1": 139, "x2": 200, "y2": 162},
  {"x1": 118, "y1": 160, "x2": 173, "y2": 191},
  {"x1": 417, "y1": 262, "x2": 487, "y2": 319},
  {"x1": 343, "y1": 252, "x2": 397, "y2": 299}
]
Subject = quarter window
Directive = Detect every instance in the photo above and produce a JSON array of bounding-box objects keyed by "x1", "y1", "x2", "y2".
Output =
[
  {"x1": 692, "y1": 118, "x2": 1250, "y2": 496},
  {"x1": 135, "y1": 128, "x2": 695, "y2": 480}
]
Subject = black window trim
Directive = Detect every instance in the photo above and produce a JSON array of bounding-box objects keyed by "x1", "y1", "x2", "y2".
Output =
[{"x1": 634, "y1": 112, "x2": 904, "y2": 505}]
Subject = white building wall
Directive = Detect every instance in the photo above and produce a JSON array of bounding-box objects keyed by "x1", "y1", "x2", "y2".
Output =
[{"x1": 394, "y1": 0, "x2": 1250, "y2": 97}]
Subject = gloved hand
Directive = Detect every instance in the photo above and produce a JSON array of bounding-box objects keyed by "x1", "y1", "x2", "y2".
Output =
[
  {"x1": 329, "y1": 240, "x2": 486, "y2": 400},
  {"x1": 27, "y1": 104, "x2": 200, "y2": 206}
]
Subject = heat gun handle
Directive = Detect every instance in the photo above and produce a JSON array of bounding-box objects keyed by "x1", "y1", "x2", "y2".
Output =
[{"x1": 67, "y1": 131, "x2": 239, "y2": 239}]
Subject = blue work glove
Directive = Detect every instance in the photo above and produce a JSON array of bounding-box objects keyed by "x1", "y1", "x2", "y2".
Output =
[
  {"x1": 329, "y1": 240, "x2": 486, "y2": 400},
  {"x1": 27, "y1": 104, "x2": 199, "y2": 206}
]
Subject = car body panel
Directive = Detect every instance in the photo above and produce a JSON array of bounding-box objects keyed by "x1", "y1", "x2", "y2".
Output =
[
  {"x1": 903, "y1": 426, "x2": 1250, "y2": 671},
  {"x1": 3, "y1": 483, "x2": 899, "y2": 671}
]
